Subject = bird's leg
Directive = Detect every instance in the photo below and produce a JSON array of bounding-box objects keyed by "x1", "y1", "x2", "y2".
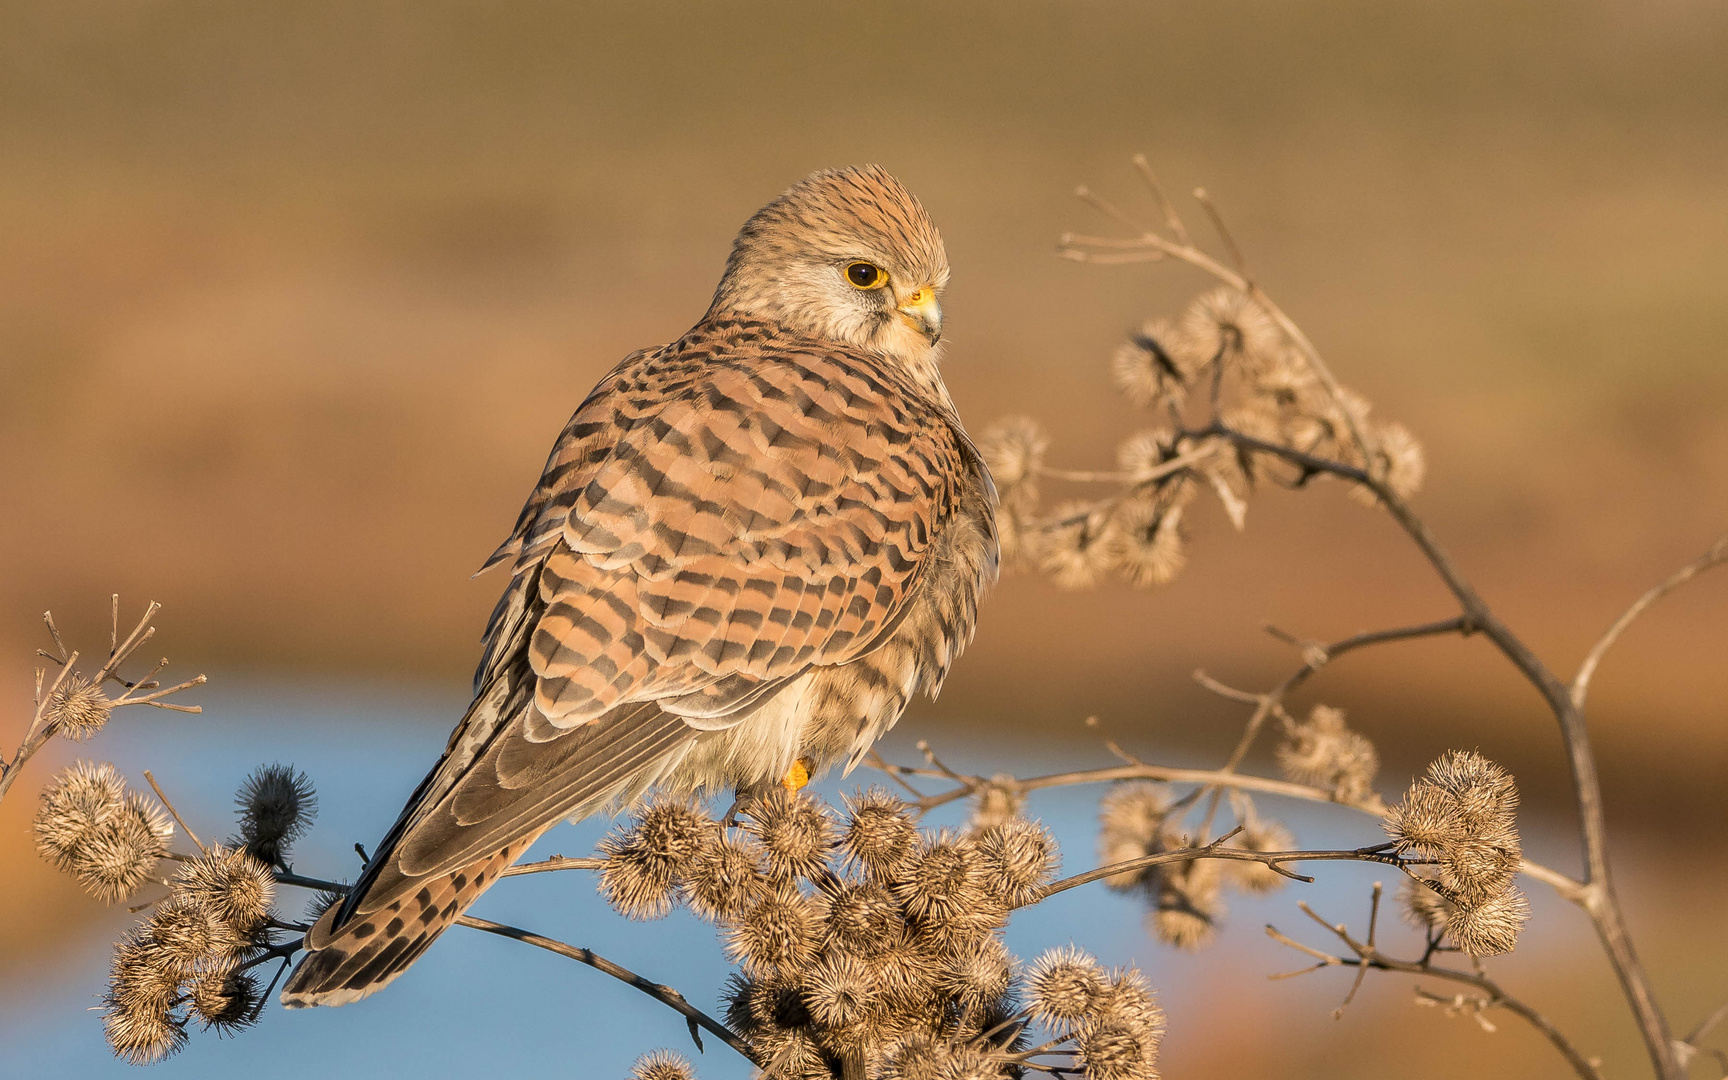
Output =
[
  {"x1": 722, "y1": 758, "x2": 816, "y2": 826},
  {"x1": 720, "y1": 794, "x2": 746, "y2": 828}
]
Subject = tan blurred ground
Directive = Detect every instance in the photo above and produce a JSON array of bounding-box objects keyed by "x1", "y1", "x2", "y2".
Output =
[{"x1": 3, "y1": 2, "x2": 1727, "y2": 1075}]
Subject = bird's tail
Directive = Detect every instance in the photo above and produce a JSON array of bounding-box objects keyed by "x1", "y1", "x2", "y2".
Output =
[{"x1": 279, "y1": 829, "x2": 546, "y2": 1008}]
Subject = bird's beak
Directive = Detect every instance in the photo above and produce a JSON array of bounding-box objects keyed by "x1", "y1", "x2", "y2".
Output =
[{"x1": 897, "y1": 287, "x2": 942, "y2": 345}]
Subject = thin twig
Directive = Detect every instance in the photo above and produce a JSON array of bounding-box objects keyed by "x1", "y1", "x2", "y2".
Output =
[
  {"x1": 1268, "y1": 902, "x2": 1604, "y2": 1080},
  {"x1": 1030, "y1": 836, "x2": 1429, "y2": 906},
  {"x1": 143, "y1": 770, "x2": 206, "y2": 853},
  {"x1": 456, "y1": 915, "x2": 758, "y2": 1065},
  {"x1": 500, "y1": 856, "x2": 605, "y2": 878},
  {"x1": 1572, "y1": 533, "x2": 1728, "y2": 709},
  {"x1": 1131, "y1": 153, "x2": 1191, "y2": 245}
]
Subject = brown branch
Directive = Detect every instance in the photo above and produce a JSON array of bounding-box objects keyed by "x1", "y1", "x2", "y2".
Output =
[
  {"x1": 1268, "y1": 901, "x2": 1604, "y2": 1080},
  {"x1": 870, "y1": 753, "x2": 1579, "y2": 901},
  {"x1": 499, "y1": 855, "x2": 605, "y2": 878},
  {"x1": 266, "y1": 869, "x2": 754, "y2": 1064},
  {"x1": 1571, "y1": 533, "x2": 1728, "y2": 710},
  {"x1": 1029, "y1": 834, "x2": 1430, "y2": 906},
  {"x1": 457, "y1": 916, "x2": 758, "y2": 1065},
  {"x1": 1208, "y1": 426, "x2": 1679, "y2": 1076}
]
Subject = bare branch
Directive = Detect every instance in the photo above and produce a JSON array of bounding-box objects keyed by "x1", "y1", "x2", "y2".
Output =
[
  {"x1": 457, "y1": 916, "x2": 757, "y2": 1065},
  {"x1": 1572, "y1": 533, "x2": 1728, "y2": 710},
  {"x1": 500, "y1": 855, "x2": 605, "y2": 878},
  {"x1": 1270, "y1": 900, "x2": 1604, "y2": 1080}
]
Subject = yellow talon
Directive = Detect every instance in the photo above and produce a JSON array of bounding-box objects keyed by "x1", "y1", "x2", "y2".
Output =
[{"x1": 781, "y1": 757, "x2": 812, "y2": 792}]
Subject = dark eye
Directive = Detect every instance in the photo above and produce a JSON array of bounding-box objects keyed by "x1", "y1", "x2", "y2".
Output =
[{"x1": 845, "y1": 261, "x2": 886, "y2": 289}]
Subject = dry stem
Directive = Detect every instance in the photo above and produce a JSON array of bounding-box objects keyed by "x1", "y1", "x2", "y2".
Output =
[
  {"x1": 1060, "y1": 161, "x2": 1692, "y2": 1078},
  {"x1": 1268, "y1": 892, "x2": 1603, "y2": 1080}
]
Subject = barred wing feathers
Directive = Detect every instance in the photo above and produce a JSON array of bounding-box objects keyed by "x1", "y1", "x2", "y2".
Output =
[{"x1": 282, "y1": 319, "x2": 981, "y2": 1006}]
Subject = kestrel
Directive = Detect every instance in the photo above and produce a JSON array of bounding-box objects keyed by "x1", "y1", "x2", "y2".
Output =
[{"x1": 282, "y1": 166, "x2": 998, "y2": 1006}]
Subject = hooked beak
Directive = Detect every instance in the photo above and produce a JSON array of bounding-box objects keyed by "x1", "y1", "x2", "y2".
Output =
[{"x1": 897, "y1": 287, "x2": 942, "y2": 345}]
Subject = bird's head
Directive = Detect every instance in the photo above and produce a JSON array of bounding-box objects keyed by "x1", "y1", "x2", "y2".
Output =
[{"x1": 709, "y1": 165, "x2": 950, "y2": 378}]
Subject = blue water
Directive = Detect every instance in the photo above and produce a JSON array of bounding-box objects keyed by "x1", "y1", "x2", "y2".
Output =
[{"x1": 0, "y1": 680, "x2": 1580, "y2": 1079}]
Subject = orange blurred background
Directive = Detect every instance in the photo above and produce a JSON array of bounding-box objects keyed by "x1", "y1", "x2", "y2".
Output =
[{"x1": 3, "y1": 2, "x2": 1726, "y2": 1077}]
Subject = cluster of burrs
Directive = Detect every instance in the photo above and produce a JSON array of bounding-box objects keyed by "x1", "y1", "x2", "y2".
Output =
[
  {"x1": 599, "y1": 787, "x2": 1164, "y2": 1079},
  {"x1": 979, "y1": 285, "x2": 1426, "y2": 592},
  {"x1": 1095, "y1": 781, "x2": 1294, "y2": 951},
  {"x1": 1384, "y1": 751, "x2": 1528, "y2": 956},
  {"x1": 35, "y1": 762, "x2": 316, "y2": 1062}
]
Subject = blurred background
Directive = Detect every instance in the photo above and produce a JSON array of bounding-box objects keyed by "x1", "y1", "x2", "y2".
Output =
[{"x1": 3, "y1": 1, "x2": 1725, "y2": 1077}]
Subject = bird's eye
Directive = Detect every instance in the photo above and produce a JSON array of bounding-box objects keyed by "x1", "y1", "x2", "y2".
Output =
[{"x1": 845, "y1": 261, "x2": 887, "y2": 290}]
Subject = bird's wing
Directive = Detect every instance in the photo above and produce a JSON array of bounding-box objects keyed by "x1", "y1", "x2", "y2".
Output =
[{"x1": 355, "y1": 324, "x2": 975, "y2": 893}]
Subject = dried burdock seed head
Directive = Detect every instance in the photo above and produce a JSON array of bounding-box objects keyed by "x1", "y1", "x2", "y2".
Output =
[
  {"x1": 1385, "y1": 750, "x2": 1520, "y2": 880},
  {"x1": 874, "y1": 935, "x2": 943, "y2": 1011},
  {"x1": 597, "y1": 798, "x2": 713, "y2": 920},
  {"x1": 724, "y1": 972, "x2": 807, "y2": 1037},
  {"x1": 1026, "y1": 944, "x2": 1106, "y2": 1030},
  {"x1": 802, "y1": 950, "x2": 880, "y2": 1030},
  {"x1": 35, "y1": 762, "x2": 174, "y2": 904},
  {"x1": 966, "y1": 774, "x2": 1025, "y2": 833},
  {"x1": 1149, "y1": 854, "x2": 1225, "y2": 951},
  {"x1": 188, "y1": 961, "x2": 261, "y2": 1033},
  {"x1": 1094, "y1": 964, "x2": 1166, "y2": 1045},
  {"x1": 943, "y1": 935, "x2": 1015, "y2": 1008},
  {"x1": 1111, "y1": 498, "x2": 1187, "y2": 588},
  {"x1": 878, "y1": 1033, "x2": 942, "y2": 1080},
  {"x1": 977, "y1": 415, "x2": 1049, "y2": 489},
  {"x1": 637, "y1": 799, "x2": 716, "y2": 863},
  {"x1": 974, "y1": 816, "x2": 1058, "y2": 907},
  {"x1": 1116, "y1": 429, "x2": 1178, "y2": 484},
  {"x1": 76, "y1": 795, "x2": 175, "y2": 905},
  {"x1": 234, "y1": 763, "x2": 317, "y2": 866},
  {"x1": 1149, "y1": 904, "x2": 1214, "y2": 951},
  {"x1": 682, "y1": 829, "x2": 765, "y2": 924},
  {"x1": 1112, "y1": 319, "x2": 1191, "y2": 411},
  {"x1": 817, "y1": 878, "x2": 904, "y2": 955},
  {"x1": 598, "y1": 835, "x2": 679, "y2": 921},
  {"x1": 1078, "y1": 1018, "x2": 1162, "y2": 1080},
  {"x1": 1427, "y1": 751, "x2": 1519, "y2": 835},
  {"x1": 1443, "y1": 837, "x2": 1522, "y2": 906},
  {"x1": 109, "y1": 926, "x2": 182, "y2": 1010},
  {"x1": 725, "y1": 883, "x2": 822, "y2": 978},
  {"x1": 104, "y1": 928, "x2": 187, "y2": 1064},
  {"x1": 34, "y1": 760, "x2": 128, "y2": 866},
  {"x1": 1177, "y1": 286, "x2": 1279, "y2": 372},
  {"x1": 894, "y1": 830, "x2": 986, "y2": 928},
  {"x1": 47, "y1": 673, "x2": 113, "y2": 741},
  {"x1": 1398, "y1": 877, "x2": 1455, "y2": 935},
  {"x1": 628, "y1": 1049, "x2": 697, "y2": 1080},
  {"x1": 173, "y1": 845, "x2": 275, "y2": 935},
  {"x1": 1349, "y1": 420, "x2": 1427, "y2": 506},
  {"x1": 743, "y1": 787, "x2": 835, "y2": 883},
  {"x1": 305, "y1": 888, "x2": 345, "y2": 925},
  {"x1": 1037, "y1": 501, "x2": 1122, "y2": 590},
  {"x1": 1447, "y1": 886, "x2": 1531, "y2": 957},
  {"x1": 1222, "y1": 818, "x2": 1294, "y2": 895},
  {"x1": 1097, "y1": 781, "x2": 1169, "y2": 890},
  {"x1": 148, "y1": 895, "x2": 239, "y2": 974},
  {"x1": 103, "y1": 995, "x2": 187, "y2": 1065},
  {"x1": 1378, "y1": 422, "x2": 1426, "y2": 498},
  {"x1": 1384, "y1": 781, "x2": 1466, "y2": 853},
  {"x1": 840, "y1": 787, "x2": 918, "y2": 882},
  {"x1": 1276, "y1": 705, "x2": 1379, "y2": 802},
  {"x1": 750, "y1": 1023, "x2": 830, "y2": 1080},
  {"x1": 926, "y1": 1042, "x2": 1013, "y2": 1080}
]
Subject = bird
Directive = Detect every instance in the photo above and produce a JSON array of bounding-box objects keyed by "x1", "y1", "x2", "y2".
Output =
[{"x1": 280, "y1": 165, "x2": 999, "y2": 1007}]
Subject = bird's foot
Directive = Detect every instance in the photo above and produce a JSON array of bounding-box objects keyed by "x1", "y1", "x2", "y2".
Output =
[{"x1": 781, "y1": 757, "x2": 813, "y2": 792}]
